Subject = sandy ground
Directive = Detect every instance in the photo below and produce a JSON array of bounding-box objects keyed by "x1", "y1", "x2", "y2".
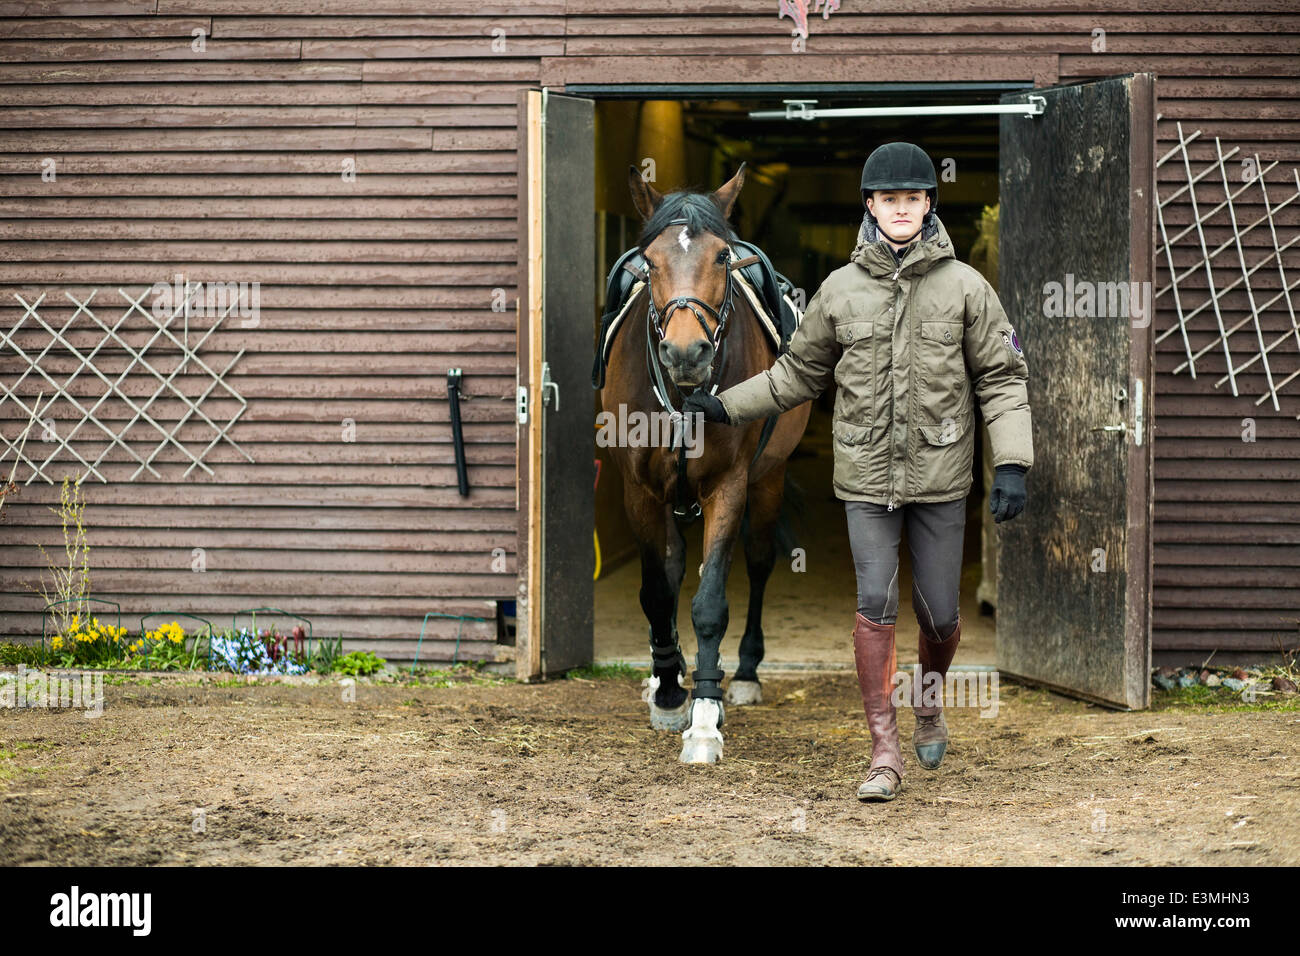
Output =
[
  {"x1": 1, "y1": 671, "x2": 1296, "y2": 866},
  {"x1": 596, "y1": 410, "x2": 998, "y2": 670}
]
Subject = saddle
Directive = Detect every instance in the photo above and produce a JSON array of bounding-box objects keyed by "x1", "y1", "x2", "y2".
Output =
[{"x1": 591, "y1": 239, "x2": 802, "y2": 389}]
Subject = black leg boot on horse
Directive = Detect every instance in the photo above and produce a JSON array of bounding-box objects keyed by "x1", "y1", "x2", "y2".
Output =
[
  {"x1": 913, "y1": 616, "x2": 962, "y2": 769},
  {"x1": 853, "y1": 612, "x2": 905, "y2": 801}
]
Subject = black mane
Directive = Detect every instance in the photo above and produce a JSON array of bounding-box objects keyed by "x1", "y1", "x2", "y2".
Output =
[{"x1": 637, "y1": 190, "x2": 737, "y2": 250}]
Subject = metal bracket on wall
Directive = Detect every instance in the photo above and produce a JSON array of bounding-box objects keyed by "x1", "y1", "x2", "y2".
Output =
[{"x1": 750, "y1": 96, "x2": 1046, "y2": 121}]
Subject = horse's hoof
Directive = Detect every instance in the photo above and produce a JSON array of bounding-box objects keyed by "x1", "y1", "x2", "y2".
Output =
[
  {"x1": 679, "y1": 698, "x2": 724, "y2": 764},
  {"x1": 643, "y1": 674, "x2": 691, "y2": 732},
  {"x1": 725, "y1": 679, "x2": 762, "y2": 706}
]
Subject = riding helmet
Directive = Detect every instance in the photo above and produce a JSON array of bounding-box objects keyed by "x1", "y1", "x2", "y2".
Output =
[{"x1": 860, "y1": 141, "x2": 938, "y2": 214}]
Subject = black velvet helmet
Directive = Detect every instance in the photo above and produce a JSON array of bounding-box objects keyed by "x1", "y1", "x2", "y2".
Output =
[{"x1": 860, "y1": 142, "x2": 938, "y2": 214}]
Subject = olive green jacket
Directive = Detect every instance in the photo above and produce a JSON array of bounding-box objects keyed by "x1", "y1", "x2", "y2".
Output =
[{"x1": 716, "y1": 214, "x2": 1033, "y2": 506}]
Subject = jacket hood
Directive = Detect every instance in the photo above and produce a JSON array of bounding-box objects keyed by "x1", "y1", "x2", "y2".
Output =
[{"x1": 850, "y1": 211, "x2": 955, "y2": 278}]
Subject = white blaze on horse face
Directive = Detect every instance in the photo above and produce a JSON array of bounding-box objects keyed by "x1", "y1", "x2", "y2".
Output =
[{"x1": 677, "y1": 226, "x2": 691, "y2": 253}]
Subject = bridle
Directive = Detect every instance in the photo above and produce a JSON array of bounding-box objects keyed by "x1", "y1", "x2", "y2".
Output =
[
  {"x1": 632, "y1": 216, "x2": 762, "y2": 524},
  {"x1": 640, "y1": 217, "x2": 752, "y2": 411}
]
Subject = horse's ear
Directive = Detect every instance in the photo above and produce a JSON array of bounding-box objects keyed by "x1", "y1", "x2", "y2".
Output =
[
  {"x1": 712, "y1": 161, "x2": 747, "y2": 218},
  {"x1": 628, "y1": 165, "x2": 663, "y2": 221}
]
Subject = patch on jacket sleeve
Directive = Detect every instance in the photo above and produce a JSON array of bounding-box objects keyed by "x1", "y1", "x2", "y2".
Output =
[{"x1": 1000, "y1": 328, "x2": 1024, "y2": 357}]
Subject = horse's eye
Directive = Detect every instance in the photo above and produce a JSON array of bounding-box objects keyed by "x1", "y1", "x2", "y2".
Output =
[
  {"x1": 645, "y1": 258, "x2": 656, "y2": 271},
  {"x1": 716, "y1": 250, "x2": 729, "y2": 264}
]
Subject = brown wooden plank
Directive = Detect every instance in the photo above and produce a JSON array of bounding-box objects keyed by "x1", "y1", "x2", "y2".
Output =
[
  {"x1": 215, "y1": 16, "x2": 565, "y2": 38},
  {"x1": 2, "y1": 239, "x2": 516, "y2": 262},
  {"x1": 0, "y1": 104, "x2": 517, "y2": 128},
  {"x1": 0, "y1": 217, "x2": 516, "y2": 238},
  {"x1": 7, "y1": 569, "x2": 520, "y2": 597},
  {"x1": 0, "y1": 150, "x2": 516, "y2": 174},
  {"x1": 0, "y1": 128, "x2": 435, "y2": 151},
  {"x1": 1153, "y1": 566, "x2": 1299, "y2": 587},
  {"x1": 0, "y1": 284, "x2": 515, "y2": 307},
  {"x1": 1153, "y1": 521, "x2": 1300, "y2": 544},
  {"x1": 361, "y1": 58, "x2": 538, "y2": 82},
  {"x1": 0, "y1": 174, "x2": 515, "y2": 196},
  {"x1": 0, "y1": 61, "x2": 362, "y2": 82},
  {"x1": 1155, "y1": 543, "x2": 1300, "y2": 566},
  {"x1": 1, "y1": 547, "x2": 517, "y2": 574},
  {"x1": 0, "y1": 306, "x2": 518, "y2": 330},
  {"x1": 0, "y1": 485, "x2": 517, "y2": 507},
  {"x1": 1154, "y1": 481, "x2": 1300, "y2": 503},
  {"x1": 163, "y1": 0, "x2": 564, "y2": 12},
  {"x1": 542, "y1": 53, "x2": 1059, "y2": 86},
  {"x1": 559, "y1": 0, "x2": 1299, "y2": 13},
  {"x1": 1062, "y1": 54, "x2": 1300, "y2": 76},
  {"x1": 0, "y1": 39, "x2": 302, "y2": 61},
  {"x1": 302, "y1": 38, "x2": 563, "y2": 58},
  {"x1": 0, "y1": 105, "x2": 361, "y2": 127},
  {"x1": 0, "y1": 196, "x2": 509, "y2": 217},
  {"x1": 0, "y1": 262, "x2": 515, "y2": 283},
  {"x1": 0, "y1": 503, "x2": 519, "y2": 532},
  {"x1": 0, "y1": 1, "x2": 156, "y2": 14},
  {"x1": 1151, "y1": 608, "x2": 1300, "y2": 628},
  {"x1": 0, "y1": 18, "x2": 212, "y2": 40},
  {"x1": 563, "y1": 13, "x2": 1300, "y2": 35}
]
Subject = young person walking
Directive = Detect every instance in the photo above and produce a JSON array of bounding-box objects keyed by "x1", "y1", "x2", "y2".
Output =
[{"x1": 684, "y1": 142, "x2": 1033, "y2": 801}]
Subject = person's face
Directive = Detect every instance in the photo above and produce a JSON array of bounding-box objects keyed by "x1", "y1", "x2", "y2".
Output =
[{"x1": 867, "y1": 190, "x2": 931, "y2": 246}]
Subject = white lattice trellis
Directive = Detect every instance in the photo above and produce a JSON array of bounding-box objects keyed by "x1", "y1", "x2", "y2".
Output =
[
  {"x1": 1156, "y1": 121, "x2": 1300, "y2": 420},
  {"x1": 0, "y1": 283, "x2": 253, "y2": 484}
]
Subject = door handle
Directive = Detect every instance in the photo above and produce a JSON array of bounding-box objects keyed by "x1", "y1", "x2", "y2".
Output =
[{"x1": 541, "y1": 361, "x2": 560, "y2": 411}]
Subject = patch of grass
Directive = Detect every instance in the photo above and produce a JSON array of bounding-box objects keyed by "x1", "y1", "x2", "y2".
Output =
[
  {"x1": 407, "y1": 662, "x2": 513, "y2": 688},
  {"x1": 1151, "y1": 683, "x2": 1300, "y2": 714},
  {"x1": 0, "y1": 642, "x2": 48, "y2": 667},
  {"x1": 565, "y1": 662, "x2": 649, "y2": 681}
]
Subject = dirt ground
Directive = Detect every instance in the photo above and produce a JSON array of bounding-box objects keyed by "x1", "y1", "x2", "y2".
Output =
[{"x1": 1, "y1": 670, "x2": 1296, "y2": 866}]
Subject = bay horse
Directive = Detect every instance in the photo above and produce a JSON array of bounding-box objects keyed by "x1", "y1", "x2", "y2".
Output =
[{"x1": 599, "y1": 164, "x2": 810, "y2": 763}]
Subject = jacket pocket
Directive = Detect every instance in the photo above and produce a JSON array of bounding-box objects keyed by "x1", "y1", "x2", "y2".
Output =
[
  {"x1": 833, "y1": 322, "x2": 874, "y2": 422},
  {"x1": 831, "y1": 418, "x2": 872, "y2": 497},
  {"x1": 917, "y1": 320, "x2": 966, "y2": 422},
  {"x1": 913, "y1": 408, "x2": 974, "y2": 494}
]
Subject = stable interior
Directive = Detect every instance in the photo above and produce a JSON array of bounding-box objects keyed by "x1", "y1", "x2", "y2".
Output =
[{"x1": 591, "y1": 87, "x2": 1008, "y2": 670}]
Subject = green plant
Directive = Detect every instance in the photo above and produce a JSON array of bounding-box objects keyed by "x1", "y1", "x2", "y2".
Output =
[
  {"x1": 0, "y1": 642, "x2": 48, "y2": 667},
  {"x1": 311, "y1": 633, "x2": 344, "y2": 674},
  {"x1": 332, "y1": 651, "x2": 386, "y2": 677},
  {"x1": 26, "y1": 474, "x2": 92, "y2": 639}
]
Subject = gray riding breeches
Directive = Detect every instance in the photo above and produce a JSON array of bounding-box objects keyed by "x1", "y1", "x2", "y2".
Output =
[{"x1": 844, "y1": 498, "x2": 966, "y2": 640}]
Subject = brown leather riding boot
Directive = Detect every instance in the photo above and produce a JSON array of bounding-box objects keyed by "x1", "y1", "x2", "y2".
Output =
[
  {"x1": 852, "y1": 612, "x2": 904, "y2": 801},
  {"x1": 914, "y1": 617, "x2": 962, "y2": 770}
]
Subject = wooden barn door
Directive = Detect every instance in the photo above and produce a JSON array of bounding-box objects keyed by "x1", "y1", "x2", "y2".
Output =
[
  {"x1": 995, "y1": 74, "x2": 1156, "y2": 709},
  {"x1": 517, "y1": 90, "x2": 596, "y2": 679}
]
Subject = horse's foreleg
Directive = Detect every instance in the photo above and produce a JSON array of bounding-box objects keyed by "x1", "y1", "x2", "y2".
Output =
[
  {"x1": 729, "y1": 466, "x2": 784, "y2": 706},
  {"x1": 626, "y1": 493, "x2": 690, "y2": 727},
  {"x1": 681, "y1": 476, "x2": 746, "y2": 763}
]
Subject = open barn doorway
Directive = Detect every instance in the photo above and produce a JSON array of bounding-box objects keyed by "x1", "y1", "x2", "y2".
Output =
[{"x1": 587, "y1": 85, "x2": 1014, "y2": 673}]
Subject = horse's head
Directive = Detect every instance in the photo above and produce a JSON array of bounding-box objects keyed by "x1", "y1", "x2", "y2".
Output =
[{"x1": 628, "y1": 163, "x2": 747, "y2": 390}]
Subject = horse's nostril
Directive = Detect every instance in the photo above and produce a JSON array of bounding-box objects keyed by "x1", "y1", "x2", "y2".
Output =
[
  {"x1": 658, "y1": 341, "x2": 677, "y2": 367},
  {"x1": 688, "y1": 340, "x2": 713, "y2": 366}
]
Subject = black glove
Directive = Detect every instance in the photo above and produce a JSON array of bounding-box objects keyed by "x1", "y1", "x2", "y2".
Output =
[
  {"x1": 682, "y1": 390, "x2": 730, "y2": 425},
  {"x1": 990, "y1": 464, "x2": 1027, "y2": 523}
]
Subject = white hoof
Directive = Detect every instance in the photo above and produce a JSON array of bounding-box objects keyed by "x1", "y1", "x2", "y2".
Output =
[
  {"x1": 679, "y1": 698, "x2": 725, "y2": 764},
  {"x1": 643, "y1": 674, "x2": 691, "y2": 732},
  {"x1": 725, "y1": 679, "x2": 762, "y2": 706}
]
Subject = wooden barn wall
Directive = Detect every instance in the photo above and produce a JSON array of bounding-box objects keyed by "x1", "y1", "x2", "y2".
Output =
[{"x1": 0, "y1": 1, "x2": 1296, "y2": 665}]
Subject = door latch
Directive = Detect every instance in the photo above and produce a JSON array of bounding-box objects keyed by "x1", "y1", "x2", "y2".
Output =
[
  {"x1": 541, "y1": 361, "x2": 560, "y2": 411},
  {"x1": 1091, "y1": 378, "x2": 1143, "y2": 445}
]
